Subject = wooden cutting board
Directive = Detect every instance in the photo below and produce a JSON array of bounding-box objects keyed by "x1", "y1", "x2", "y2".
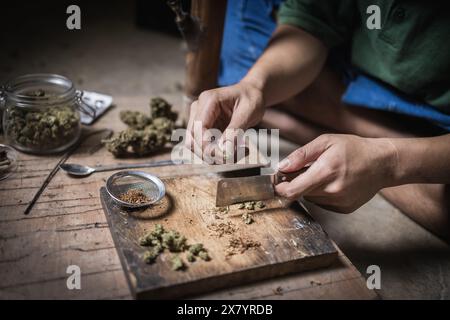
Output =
[{"x1": 100, "y1": 173, "x2": 337, "y2": 299}]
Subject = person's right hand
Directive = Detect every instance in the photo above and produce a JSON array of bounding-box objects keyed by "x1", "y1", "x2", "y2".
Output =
[{"x1": 186, "y1": 81, "x2": 265, "y2": 159}]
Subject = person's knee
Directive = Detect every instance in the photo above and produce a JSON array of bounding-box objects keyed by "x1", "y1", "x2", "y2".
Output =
[{"x1": 381, "y1": 184, "x2": 450, "y2": 242}]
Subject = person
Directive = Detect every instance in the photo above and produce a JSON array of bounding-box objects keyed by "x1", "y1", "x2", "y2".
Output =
[{"x1": 186, "y1": 0, "x2": 450, "y2": 240}]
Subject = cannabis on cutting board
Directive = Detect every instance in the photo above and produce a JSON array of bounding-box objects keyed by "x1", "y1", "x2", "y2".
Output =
[
  {"x1": 139, "y1": 224, "x2": 211, "y2": 271},
  {"x1": 103, "y1": 97, "x2": 178, "y2": 157},
  {"x1": 238, "y1": 201, "x2": 265, "y2": 225}
]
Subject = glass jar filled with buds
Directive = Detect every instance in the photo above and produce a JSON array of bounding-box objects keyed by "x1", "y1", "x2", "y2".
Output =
[{"x1": 0, "y1": 74, "x2": 94, "y2": 154}]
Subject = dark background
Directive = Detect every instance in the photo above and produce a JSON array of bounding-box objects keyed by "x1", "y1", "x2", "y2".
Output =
[{"x1": 0, "y1": 0, "x2": 186, "y2": 97}]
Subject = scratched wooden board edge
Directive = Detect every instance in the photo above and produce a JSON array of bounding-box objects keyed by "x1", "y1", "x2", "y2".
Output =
[
  {"x1": 100, "y1": 186, "x2": 338, "y2": 299},
  {"x1": 135, "y1": 252, "x2": 338, "y2": 299}
]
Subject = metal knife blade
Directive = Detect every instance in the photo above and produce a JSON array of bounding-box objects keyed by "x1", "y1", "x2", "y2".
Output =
[
  {"x1": 216, "y1": 175, "x2": 274, "y2": 206},
  {"x1": 215, "y1": 169, "x2": 306, "y2": 207}
]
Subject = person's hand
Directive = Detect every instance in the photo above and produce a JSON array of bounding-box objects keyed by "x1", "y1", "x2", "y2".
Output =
[
  {"x1": 275, "y1": 134, "x2": 398, "y2": 213},
  {"x1": 186, "y1": 81, "x2": 265, "y2": 159}
]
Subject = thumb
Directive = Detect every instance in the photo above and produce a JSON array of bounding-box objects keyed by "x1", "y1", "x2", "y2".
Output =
[{"x1": 277, "y1": 135, "x2": 330, "y2": 172}]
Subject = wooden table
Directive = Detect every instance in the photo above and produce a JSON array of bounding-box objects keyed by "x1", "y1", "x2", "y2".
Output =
[{"x1": 0, "y1": 97, "x2": 378, "y2": 300}]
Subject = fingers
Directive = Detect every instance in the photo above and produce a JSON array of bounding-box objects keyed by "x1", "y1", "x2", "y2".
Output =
[
  {"x1": 275, "y1": 162, "x2": 330, "y2": 200},
  {"x1": 186, "y1": 93, "x2": 221, "y2": 160},
  {"x1": 277, "y1": 135, "x2": 330, "y2": 173}
]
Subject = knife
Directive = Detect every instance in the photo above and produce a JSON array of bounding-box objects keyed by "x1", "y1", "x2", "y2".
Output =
[{"x1": 215, "y1": 168, "x2": 306, "y2": 206}]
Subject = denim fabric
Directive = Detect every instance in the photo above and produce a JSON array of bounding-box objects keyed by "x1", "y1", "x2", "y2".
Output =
[
  {"x1": 218, "y1": 0, "x2": 450, "y2": 131},
  {"x1": 342, "y1": 75, "x2": 450, "y2": 131},
  {"x1": 219, "y1": 0, "x2": 282, "y2": 86}
]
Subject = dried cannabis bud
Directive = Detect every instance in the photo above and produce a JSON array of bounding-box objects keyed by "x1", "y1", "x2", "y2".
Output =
[
  {"x1": 139, "y1": 224, "x2": 210, "y2": 270},
  {"x1": 256, "y1": 201, "x2": 265, "y2": 209},
  {"x1": 119, "y1": 110, "x2": 151, "y2": 129},
  {"x1": 242, "y1": 212, "x2": 254, "y2": 225},
  {"x1": 150, "y1": 97, "x2": 177, "y2": 120},
  {"x1": 171, "y1": 255, "x2": 185, "y2": 271},
  {"x1": 198, "y1": 251, "x2": 211, "y2": 261},
  {"x1": 161, "y1": 230, "x2": 187, "y2": 252},
  {"x1": 103, "y1": 97, "x2": 178, "y2": 157},
  {"x1": 153, "y1": 224, "x2": 165, "y2": 237},
  {"x1": 6, "y1": 104, "x2": 79, "y2": 150},
  {"x1": 186, "y1": 252, "x2": 196, "y2": 263}
]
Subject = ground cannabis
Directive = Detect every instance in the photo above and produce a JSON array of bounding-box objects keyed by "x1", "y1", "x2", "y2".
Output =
[
  {"x1": 207, "y1": 221, "x2": 237, "y2": 238},
  {"x1": 118, "y1": 188, "x2": 150, "y2": 204},
  {"x1": 150, "y1": 97, "x2": 177, "y2": 121},
  {"x1": 225, "y1": 237, "x2": 261, "y2": 259},
  {"x1": 237, "y1": 201, "x2": 264, "y2": 224},
  {"x1": 256, "y1": 201, "x2": 265, "y2": 209},
  {"x1": 143, "y1": 247, "x2": 161, "y2": 264},
  {"x1": 237, "y1": 201, "x2": 265, "y2": 211},
  {"x1": 139, "y1": 224, "x2": 210, "y2": 270},
  {"x1": 198, "y1": 250, "x2": 211, "y2": 261},
  {"x1": 6, "y1": 104, "x2": 79, "y2": 150},
  {"x1": 188, "y1": 243, "x2": 205, "y2": 255},
  {"x1": 103, "y1": 97, "x2": 178, "y2": 157},
  {"x1": 161, "y1": 230, "x2": 187, "y2": 252}
]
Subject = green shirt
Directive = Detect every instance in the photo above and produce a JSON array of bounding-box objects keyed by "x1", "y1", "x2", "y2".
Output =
[{"x1": 278, "y1": 0, "x2": 450, "y2": 114}]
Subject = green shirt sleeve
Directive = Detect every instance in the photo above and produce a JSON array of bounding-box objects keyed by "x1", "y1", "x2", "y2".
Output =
[{"x1": 278, "y1": 0, "x2": 357, "y2": 48}]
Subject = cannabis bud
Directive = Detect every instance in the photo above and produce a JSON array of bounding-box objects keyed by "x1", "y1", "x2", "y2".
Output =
[
  {"x1": 6, "y1": 103, "x2": 79, "y2": 151},
  {"x1": 103, "y1": 97, "x2": 178, "y2": 157},
  {"x1": 139, "y1": 224, "x2": 211, "y2": 270}
]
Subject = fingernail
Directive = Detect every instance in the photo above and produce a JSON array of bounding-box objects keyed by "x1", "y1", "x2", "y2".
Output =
[{"x1": 277, "y1": 158, "x2": 290, "y2": 170}]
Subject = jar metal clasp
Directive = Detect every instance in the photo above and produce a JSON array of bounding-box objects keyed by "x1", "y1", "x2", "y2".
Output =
[{"x1": 76, "y1": 90, "x2": 96, "y2": 118}]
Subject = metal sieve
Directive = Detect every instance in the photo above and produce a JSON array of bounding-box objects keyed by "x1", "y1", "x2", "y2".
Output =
[{"x1": 105, "y1": 170, "x2": 165, "y2": 209}]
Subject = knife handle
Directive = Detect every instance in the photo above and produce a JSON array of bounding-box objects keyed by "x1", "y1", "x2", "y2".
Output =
[{"x1": 273, "y1": 168, "x2": 308, "y2": 185}]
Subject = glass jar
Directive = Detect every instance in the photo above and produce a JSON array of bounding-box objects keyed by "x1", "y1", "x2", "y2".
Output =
[{"x1": 0, "y1": 74, "x2": 93, "y2": 154}]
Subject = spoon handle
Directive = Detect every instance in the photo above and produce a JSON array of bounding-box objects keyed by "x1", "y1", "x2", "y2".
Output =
[{"x1": 93, "y1": 159, "x2": 180, "y2": 172}]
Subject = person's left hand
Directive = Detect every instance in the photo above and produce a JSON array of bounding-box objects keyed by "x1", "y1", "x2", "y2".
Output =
[{"x1": 275, "y1": 134, "x2": 398, "y2": 213}]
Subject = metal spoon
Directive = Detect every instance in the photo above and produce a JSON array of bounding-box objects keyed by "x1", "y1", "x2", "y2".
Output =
[{"x1": 59, "y1": 159, "x2": 180, "y2": 177}]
